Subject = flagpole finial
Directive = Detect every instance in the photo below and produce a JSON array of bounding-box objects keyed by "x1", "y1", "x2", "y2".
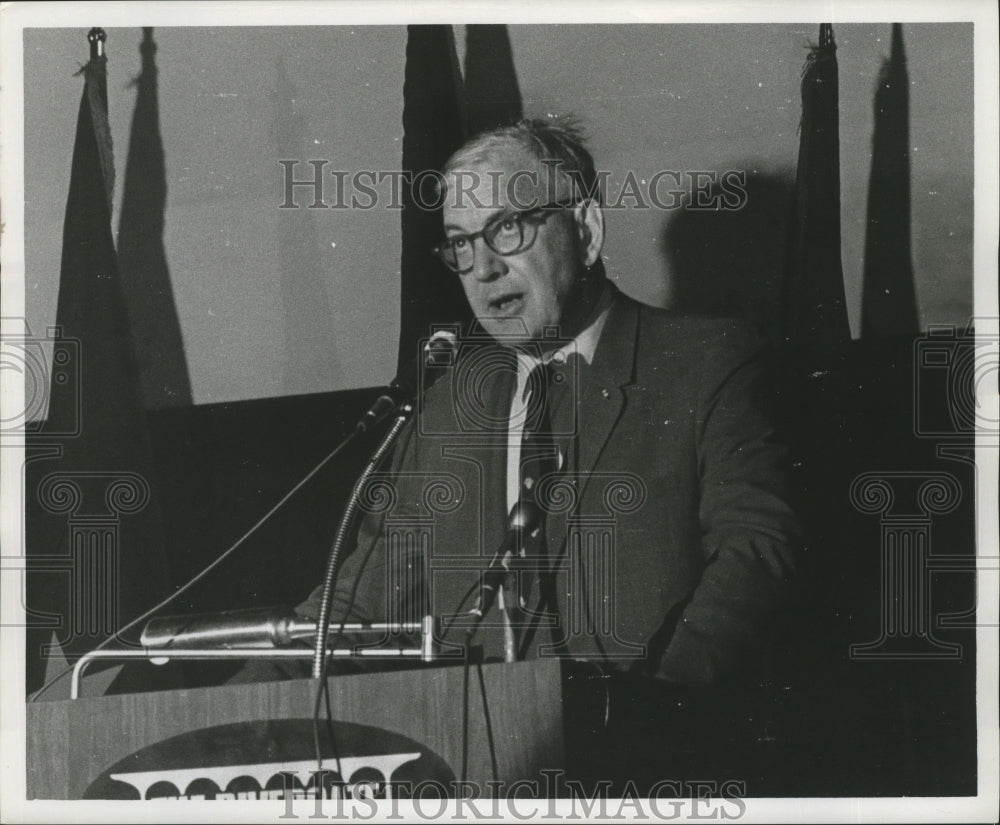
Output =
[
  {"x1": 819, "y1": 23, "x2": 835, "y2": 49},
  {"x1": 88, "y1": 28, "x2": 106, "y2": 60}
]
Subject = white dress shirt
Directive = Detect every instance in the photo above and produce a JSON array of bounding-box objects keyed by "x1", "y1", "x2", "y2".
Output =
[{"x1": 505, "y1": 285, "x2": 614, "y2": 512}]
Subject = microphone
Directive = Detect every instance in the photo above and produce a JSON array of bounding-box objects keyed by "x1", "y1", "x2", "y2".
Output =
[
  {"x1": 469, "y1": 500, "x2": 543, "y2": 625},
  {"x1": 140, "y1": 607, "x2": 307, "y2": 649},
  {"x1": 139, "y1": 607, "x2": 423, "y2": 649},
  {"x1": 355, "y1": 329, "x2": 458, "y2": 433}
]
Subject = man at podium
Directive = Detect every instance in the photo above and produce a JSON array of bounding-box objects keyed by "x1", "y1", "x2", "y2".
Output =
[{"x1": 246, "y1": 118, "x2": 800, "y2": 789}]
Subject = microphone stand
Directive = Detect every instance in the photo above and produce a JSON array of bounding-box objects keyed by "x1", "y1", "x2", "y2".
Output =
[
  {"x1": 64, "y1": 610, "x2": 442, "y2": 699},
  {"x1": 312, "y1": 330, "x2": 457, "y2": 678},
  {"x1": 463, "y1": 500, "x2": 541, "y2": 663},
  {"x1": 497, "y1": 588, "x2": 518, "y2": 664},
  {"x1": 311, "y1": 405, "x2": 414, "y2": 679}
]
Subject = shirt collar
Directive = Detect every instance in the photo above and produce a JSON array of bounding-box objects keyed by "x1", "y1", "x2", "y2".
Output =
[{"x1": 513, "y1": 282, "x2": 614, "y2": 376}]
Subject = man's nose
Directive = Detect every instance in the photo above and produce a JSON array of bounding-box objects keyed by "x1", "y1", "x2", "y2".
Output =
[{"x1": 469, "y1": 238, "x2": 507, "y2": 282}]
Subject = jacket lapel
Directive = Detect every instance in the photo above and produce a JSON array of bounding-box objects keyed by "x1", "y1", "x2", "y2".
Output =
[
  {"x1": 546, "y1": 289, "x2": 639, "y2": 553},
  {"x1": 481, "y1": 356, "x2": 515, "y2": 551}
]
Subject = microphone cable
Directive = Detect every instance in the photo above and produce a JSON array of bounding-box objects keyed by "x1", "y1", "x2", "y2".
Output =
[
  {"x1": 29, "y1": 330, "x2": 459, "y2": 702},
  {"x1": 27, "y1": 425, "x2": 361, "y2": 703}
]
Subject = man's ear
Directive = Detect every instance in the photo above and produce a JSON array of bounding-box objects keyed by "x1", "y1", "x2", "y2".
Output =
[{"x1": 576, "y1": 198, "x2": 605, "y2": 267}]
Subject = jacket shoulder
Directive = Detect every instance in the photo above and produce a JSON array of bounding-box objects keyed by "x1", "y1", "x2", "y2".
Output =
[
  {"x1": 636, "y1": 301, "x2": 764, "y2": 346},
  {"x1": 627, "y1": 297, "x2": 769, "y2": 370}
]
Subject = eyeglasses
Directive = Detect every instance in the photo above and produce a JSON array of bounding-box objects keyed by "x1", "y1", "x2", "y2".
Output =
[{"x1": 431, "y1": 200, "x2": 576, "y2": 275}]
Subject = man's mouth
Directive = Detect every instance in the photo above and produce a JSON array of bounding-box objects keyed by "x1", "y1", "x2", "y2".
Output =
[{"x1": 488, "y1": 293, "x2": 525, "y2": 314}]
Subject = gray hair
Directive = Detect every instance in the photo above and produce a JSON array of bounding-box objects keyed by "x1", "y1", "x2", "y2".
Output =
[{"x1": 441, "y1": 117, "x2": 602, "y2": 205}]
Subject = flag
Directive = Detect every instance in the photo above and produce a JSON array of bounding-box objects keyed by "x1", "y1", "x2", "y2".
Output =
[
  {"x1": 26, "y1": 33, "x2": 172, "y2": 695},
  {"x1": 397, "y1": 25, "x2": 471, "y2": 371},
  {"x1": 861, "y1": 24, "x2": 920, "y2": 338},
  {"x1": 782, "y1": 24, "x2": 852, "y2": 363},
  {"x1": 463, "y1": 24, "x2": 523, "y2": 135},
  {"x1": 117, "y1": 27, "x2": 192, "y2": 407}
]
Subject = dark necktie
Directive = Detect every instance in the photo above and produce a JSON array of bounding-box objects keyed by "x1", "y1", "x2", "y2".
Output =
[
  {"x1": 520, "y1": 361, "x2": 561, "y2": 507},
  {"x1": 501, "y1": 361, "x2": 562, "y2": 657}
]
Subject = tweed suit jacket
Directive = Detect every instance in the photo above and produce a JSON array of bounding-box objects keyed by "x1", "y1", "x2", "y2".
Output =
[{"x1": 299, "y1": 285, "x2": 799, "y2": 687}]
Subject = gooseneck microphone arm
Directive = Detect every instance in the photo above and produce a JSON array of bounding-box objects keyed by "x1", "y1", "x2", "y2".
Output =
[
  {"x1": 312, "y1": 331, "x2": 458, "y2": 679},
  {"x1": 311, "y1": 412, "x2": 408, "y2": 679}
]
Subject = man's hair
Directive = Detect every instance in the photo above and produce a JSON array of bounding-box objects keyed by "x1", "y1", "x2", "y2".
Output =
[{"x1": 442, "y1": 117, "x2": 602, "y2": 204}]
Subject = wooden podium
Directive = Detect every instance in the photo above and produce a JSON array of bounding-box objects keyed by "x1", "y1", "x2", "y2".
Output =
[{"x1": 26, "y1": 659, "x2": 566, "y2": 800}]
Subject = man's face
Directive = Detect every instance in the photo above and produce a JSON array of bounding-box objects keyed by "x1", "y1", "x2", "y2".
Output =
[{"x1": 442, "y1": 147, "x2": 597, "y2": 343}]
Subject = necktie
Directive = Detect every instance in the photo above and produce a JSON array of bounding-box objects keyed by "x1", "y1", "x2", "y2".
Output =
[
  {"x1": 501, "y1": 361, "x2": 562, "y2": 658},
  {"x1": 520, "y1": 361, "x2": 561, "y2": 507}
]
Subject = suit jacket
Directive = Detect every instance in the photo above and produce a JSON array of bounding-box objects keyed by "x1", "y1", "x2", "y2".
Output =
[{"x1": 299, "y1": 285, "x2": 799, "y2": 688}]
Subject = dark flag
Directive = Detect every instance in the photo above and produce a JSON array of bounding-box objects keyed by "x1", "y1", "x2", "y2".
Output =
[
  {"x1": 782, "y1": 23, "x2": 852, "y2": 363},
  {"x1": 463, "y1": 25, "x2": 523, "y2": 135},
  {"x1": 117, "y1": 28, "x2": 192, "y2": 408},
  {"x1": 27, "y1": 31, "x2": 172, "y2": 695},
  {"x1": 397, "y1": 25, "x2": 471, "y2": 372},
  {"x1": 860, "y1": 24, "x2": 920, "y2": 338}
]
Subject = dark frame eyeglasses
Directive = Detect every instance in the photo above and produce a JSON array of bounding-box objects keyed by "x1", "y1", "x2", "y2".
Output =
[{"x1": 431, "y1": 199, "x2": 577, "y2": 275}]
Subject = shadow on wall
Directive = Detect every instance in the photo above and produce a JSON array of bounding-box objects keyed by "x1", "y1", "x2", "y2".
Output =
[
  {"x1": 861, "y1": 23, "x2": 919, "y2": 338},
  {"x1": 117, "y1": 27, "x2": 192, "y2": 409},
  {"x1": 660, "y1": 168, "x2": 794, "y2": 343}
]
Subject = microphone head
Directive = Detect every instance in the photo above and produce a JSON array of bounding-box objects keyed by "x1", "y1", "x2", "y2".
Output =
[
  {"x1": 508, "y1": 499, "x2": 542, "y2": 532},
  {"x1": 425, "y1": 330, "x2": 458, "y2": 367}
]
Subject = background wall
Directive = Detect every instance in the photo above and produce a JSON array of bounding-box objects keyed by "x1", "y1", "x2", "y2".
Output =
[{"x1": 24, "y1": 23, "x2": 974, "y2": 408}]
